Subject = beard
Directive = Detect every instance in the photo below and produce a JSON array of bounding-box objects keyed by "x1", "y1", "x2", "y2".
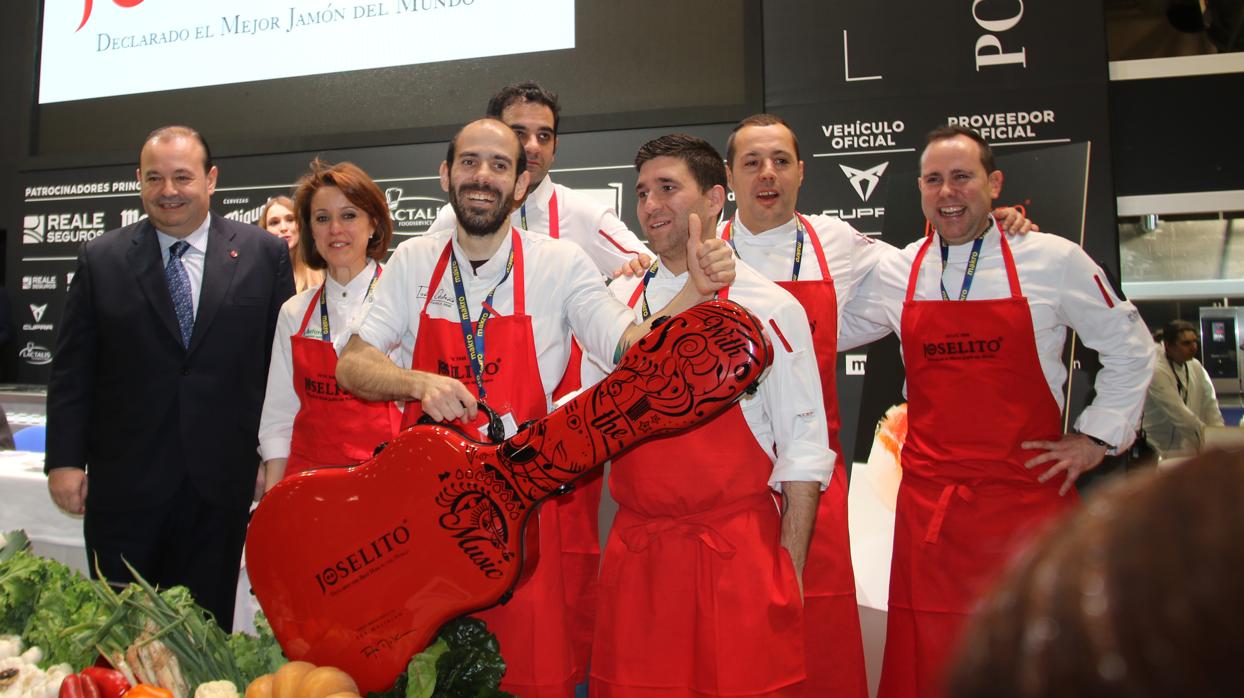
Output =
[{"x1": 450, "y1": 183, "x2": 515, "y2": 238}]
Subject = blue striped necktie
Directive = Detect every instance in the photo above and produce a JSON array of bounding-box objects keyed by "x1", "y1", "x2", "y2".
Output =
[{"x1": 165, "y1": 240, "x2": 194, "y2": 347}]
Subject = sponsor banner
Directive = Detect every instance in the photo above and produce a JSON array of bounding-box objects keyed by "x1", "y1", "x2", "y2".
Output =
[
  {"x1": 8, "y1": 123, "x2": 734, "y2": 382},
  {"x1": 40, "y1": 0, "x2": 574, "y2": 103}
]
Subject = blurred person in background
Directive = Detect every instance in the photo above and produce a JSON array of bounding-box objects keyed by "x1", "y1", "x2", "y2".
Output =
[
  {"x1": 948, "y1": 449, "x2": 1244, "y2": 698},
  {"x1": 1142, "y1": 319, "x2": 1223, "y2": 458},
  {"x1": 262, "y1": 195, "x2": 324, "y2": 292}
]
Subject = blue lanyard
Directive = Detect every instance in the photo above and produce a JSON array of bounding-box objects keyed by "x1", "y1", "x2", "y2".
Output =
[
  {"x1": 449, "y1": 248, "x2": 515, "y2": 398},
  {"x1": 637, "y1": 260, "x2": 660, "y2": 320},
  {"x1": 939, "y1": 235, "x2": 985, "y2": 301},
  {"x1": 725, "y1": 214, "x2": 805, "y2": 281},
  {"x1": 317, "y1": 264, "x2": 382, "y2": 342},
  {"x1": 520, "y1": 203, "x2": 528, "y2": 230}
]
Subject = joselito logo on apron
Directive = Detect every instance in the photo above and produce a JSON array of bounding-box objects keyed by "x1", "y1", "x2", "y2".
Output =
[{"x1": 921, "y1": 334, "x2": 1004, "y2": 361}]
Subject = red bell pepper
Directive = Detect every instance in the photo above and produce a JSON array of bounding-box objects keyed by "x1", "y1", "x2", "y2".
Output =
[
  {"x1": 59, "y1": 674, "x2": 102, "y2": 698},
  {"x1": 81, "y1": 668, "x2": 132, "y2": 698}
]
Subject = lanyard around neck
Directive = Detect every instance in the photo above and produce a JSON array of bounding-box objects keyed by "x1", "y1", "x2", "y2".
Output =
[
  {"x1": 637, "y1": 260, "x2": 660, "y2": 320},
  {"x1": 939, "y1": 235, "x2": 985, "y2": 301},
  {"x1": 724, "y1": 214, "x2": 806, "y2": 281},
  {"x1": 317, "y1": 264, "x2": 382, "y2": 342},
  {"x1": 449, "y1": 247, "x2": 515, "y2": 398}
]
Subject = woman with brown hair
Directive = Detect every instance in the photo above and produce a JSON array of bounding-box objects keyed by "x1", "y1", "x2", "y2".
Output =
[
  {"x1": 261, "y1": 194, "x2": 324, "y2": 292},
  {"x1": 257, "y1": 160, "x2": 401, "y2": 489}
]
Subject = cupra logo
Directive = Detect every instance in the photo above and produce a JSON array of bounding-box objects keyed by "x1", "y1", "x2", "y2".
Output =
[
  {"x1": 838, "y1": 162, "x2": 890, "y2": 203},
  {"x1": 77, "y1": 0, "x2": 146, "y2": 32}
]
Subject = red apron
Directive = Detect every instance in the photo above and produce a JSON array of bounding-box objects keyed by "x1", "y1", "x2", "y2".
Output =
[
  {"x1": 405, "y1": 230, "x2": 594, "y2": 697},
  {"x1": 722, "y1": 215, "x2": 869, "y2": 698},
  {"x1": 286, "y1": 270, "x2": 402, "y2": 476},
  {"x1": 590, "y1": 281, "x2": 805, "y2": 698},
  {"x1": 877, "y1": 231, "x2": 1076, "y2": 698}
]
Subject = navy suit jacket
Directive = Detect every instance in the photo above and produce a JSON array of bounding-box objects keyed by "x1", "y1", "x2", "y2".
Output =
[{"x1": 46, "y1": 212, "x2": 295, "y2": 512}]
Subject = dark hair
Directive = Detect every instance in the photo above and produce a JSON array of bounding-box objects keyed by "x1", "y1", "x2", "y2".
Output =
[
  {"x1": 142, "y1": 125, "x2": 213, "y2": 173},
  {"x1": 444, "y1": 118, "x2": 528, "y2": 178},
  {"x1": 725, "y1": 113, "x2": 801, "y2": 167},
  {"x1": 1163, "y1": 319, "x2": 1198, "y2": 345},
  {"x1": 260, "y1": 195, "x2": 296, "y2": 230},
  {"x1": 634, "y1": 133, "x2": 728, "y2": 193},
  {"x1": 948, "y1": 450, "x2": 1244, "y2": 698},
  {"x1": 924, "y1": 124, "x2": 996, "y2": 173},
  {"x1": 486, "y1": 81, "x2": 561, "y2": 135},
  {"x1": 293, "y1": 159, "x2": 392, "y2": 269}
]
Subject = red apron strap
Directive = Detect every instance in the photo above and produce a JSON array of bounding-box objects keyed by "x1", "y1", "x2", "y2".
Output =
[
  {"x1": 297, "y1": 286, "x2": 325, "y2": 336},
  {"x1": 510, "y1": 228, "x2": 525, "y2": 315},
  {"x1": 905, "y1": 235, "x2": 937, "y2": 303},
  {"x1": 720, "y1": 218, "x2": 733, "y2": 243},
  {"x1": 796, "y1": 213, "x2": 832, "y2": 281},
  {"x1": 422, "y1": 240, "x2": 454, "y2": 314},
  {"x1": 547, "y1": 191, "x2": 559, "y2": 239},
  {"x1": 626, "y1": 282, "x2": 644, "y2": 308},
  {"x1": 997, "y1": 230, "x2": 1023, "y2": 299}
]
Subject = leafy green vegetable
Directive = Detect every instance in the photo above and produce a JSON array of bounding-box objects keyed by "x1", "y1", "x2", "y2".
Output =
[
  {"x1": 20, "y1": 557, "x2": 111, "y2": 668},
  {"x1": 406, "y1": 638, "x2": 448, "y2": 698},
  {"x1": 430, "y1": 618, "x2": 511, "y2": 698},
  {"x1": 0, "y1": 530, "x2": 30, "y2": 562},
  {"x1": 0, "y1": 550, "x2": 46, "y2": 635},
  {"x1": 227, "y1": 612, "x2": 286, "y2": 686}
]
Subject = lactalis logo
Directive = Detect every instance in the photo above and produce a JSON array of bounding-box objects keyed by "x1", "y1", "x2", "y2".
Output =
[
  {"x1": 838, "y1": 162, "x2": 889, "y2": 202},
  {"x1": 76, "y1": 0, "x2": 145, "y2": 32},
  {"x1": 385, "y1": 187, "x2": 445, "y2": 237},
  {"x1": 922, "y1": 335, "x2": 1004, "y2": 361},
  {"x1": 19, "y1": 342, "x2": 53, "y2": 366}
]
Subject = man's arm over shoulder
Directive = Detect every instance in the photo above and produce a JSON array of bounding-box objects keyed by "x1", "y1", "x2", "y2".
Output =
[{"x1": 564, "y1": 186, "x2": 653, "y2": 276}]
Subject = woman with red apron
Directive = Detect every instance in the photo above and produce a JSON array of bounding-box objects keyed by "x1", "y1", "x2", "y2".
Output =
[
  {"x1": 590, "y1": 270, "x2": 805, "y2": 697},
  {"x1": 259, "y1": 161, "x2": 402, "y2": 484},
  {"x1": 878, "y1": 228, "x2": 1076, "y2": 698},
  {"x1": 285, "y1": 264, "x2": 402, "y2": 475},
  {"x1": 723, "y1": 214, "x2": 869, "y2": 698},
  {"x1": 404, "y1": 229, "x2": 592, "y2": 698}
]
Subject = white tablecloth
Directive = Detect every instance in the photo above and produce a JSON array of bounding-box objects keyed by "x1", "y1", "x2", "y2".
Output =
[{"x1": 0, "y1": 450, "x2": 89, "y2": 572}]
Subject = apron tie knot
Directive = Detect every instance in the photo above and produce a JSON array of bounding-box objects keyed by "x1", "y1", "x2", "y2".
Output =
[
  {"x1": 619, "y1": 519, "x2": 737, "y2": 558},
  {"x1": 925, "y1": 483, "x2": 975, "y2": 544}
]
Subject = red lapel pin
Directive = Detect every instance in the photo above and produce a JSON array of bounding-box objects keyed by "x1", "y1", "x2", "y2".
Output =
[{"x1": 229, "y1": 249, "x2": 239, "y2": 258}]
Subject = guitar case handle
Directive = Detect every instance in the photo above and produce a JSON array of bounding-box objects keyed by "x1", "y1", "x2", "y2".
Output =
[{"x1": 416, "y1": 399, "x2": 507, "y2": 444}]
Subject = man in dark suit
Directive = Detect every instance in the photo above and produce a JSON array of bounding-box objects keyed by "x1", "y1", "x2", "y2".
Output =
[{"x1": 46, "y1": 125, "x2": 294, "y2": 630}]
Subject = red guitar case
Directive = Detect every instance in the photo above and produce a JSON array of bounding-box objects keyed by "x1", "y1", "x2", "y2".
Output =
[{"x1": 245, "y1": 299, "x2": 773, "y2": 692}]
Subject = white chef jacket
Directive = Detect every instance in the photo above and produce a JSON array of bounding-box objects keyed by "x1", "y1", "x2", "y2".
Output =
[
  {"x1": 720, "y1": 213, "x2": 892, "y2": 321},
  {"x1": 839, "y1": 223, "x2": 1155, "y2": 450},
  {"x1": 355, "y1": 227, "x2": 634, "y2": 410},
  {"x1": 258, "y1": 259, "x2": 383, "y2": 461},
  {"x1": 1142, "y1": 346, "x2": 1224, "y2": 456},
  {"x1": 584, "y1": 260, "x2": 834, "y2": 491},
  {"x1": 430, "y1": 175, "x2": 653, "y2": 276}
]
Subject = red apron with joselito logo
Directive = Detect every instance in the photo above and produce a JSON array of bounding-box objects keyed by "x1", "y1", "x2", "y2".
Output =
[
  {"x1": 723, "y1": 215, "x2": 868, "y2": 698},
  {"x1": 877, "y1": 231, "x2": 1076, "y2": 698},
  {"x1": 287, "y1": 271, "x2": 402, "y2": 476},
  {"x1": 404, "y1": 230, "x2": 593, "y2": 697},
  {"x1": 590, "y1": 282, "x2": 805, "y2": 698}
]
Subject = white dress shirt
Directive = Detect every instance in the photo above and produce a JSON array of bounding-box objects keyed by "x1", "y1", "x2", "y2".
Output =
[
  {"x1": 721, "y1": 213, "x2": 892, "y2": 320},
  {"x1": 154, "y1": 216, "x2": 210, "y2": 317},
  {"x1": 585, "y1": 260, "x2": 834, "y2": 490},
  {"x1": 431, "y1": 175, "x2": 653, "y2": 276},
  {"x1": 839, "y1": 224, "x2": 1155, "y2": 449},
  {"x1": 258, "y1": 259, "x2": 383, "y2": 461},
  {"x1": 355, "y1": 228, "x2": 634, "y2": 409}
]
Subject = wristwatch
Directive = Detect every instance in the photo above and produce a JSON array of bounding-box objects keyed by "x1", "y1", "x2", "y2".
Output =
[{"x1": 1075, "y1": 430, "x2": 1112, "y2": 450}]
